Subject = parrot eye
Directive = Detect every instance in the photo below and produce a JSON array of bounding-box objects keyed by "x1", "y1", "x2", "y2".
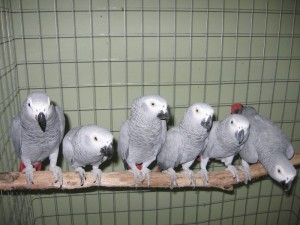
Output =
[
  {"x1": 231, "y1": 120, "x2": 234, "y2": 124},
  {"x1": 94, "y1": 137, "x2": 98, "y2": 141},
  {"x1": 28, "y1": 103, "x2": 31, "y2": 107},
  {"x1": 151, "y1": 102, "x2": 155, "y2": 106},
  {"x1": 277, "y1": 169, "x2": 281, "y2": 174},
  {"x1": 196, "y1": 109, "x2": 199, "y2": 113}
]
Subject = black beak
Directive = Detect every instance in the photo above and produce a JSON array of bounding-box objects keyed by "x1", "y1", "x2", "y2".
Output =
[
  {"x1": 157, "y1": 111, "x2": 170, "y2": 120},
  {"x1": 37, "y1": 112, "x2": 46, "y2": 132},
  {"x1": 101, "y1": 144, "x2": 113, "y2": 160},
  {"x1": 235, "y1": 129, "x2": 244, "y2": 144},
  {"x1": 201, "y1": 115, "x2": 212, "y2": 132},
  {"x1": 281, "y1": 180, "x2": 293, "y2": 192}
]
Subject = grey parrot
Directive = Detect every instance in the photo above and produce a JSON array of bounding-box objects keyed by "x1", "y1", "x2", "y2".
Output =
[
  {"x1": 10, "y1": 92, "x2": 65, "y2": 188},
  {"x1": 63, "y1": 125, "x2": 113, "y2": 186},
  {"x1": 232, "y1": 103, "x2": 296, "y2": 191},
  {"x1": 200, "y1": 114, "x2": 250, "y2": 185},
  {"x1": 157, "y1": 103, "x2": 214, "y2": 188},
  {"x1": 118, "y1": 95, "x2": 169, "y2": 187}
]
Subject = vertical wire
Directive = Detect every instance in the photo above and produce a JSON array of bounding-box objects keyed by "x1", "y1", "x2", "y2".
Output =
[
  {"x1": 106, "y1": 2, "x2": 116, "y2": 225},
  {"x1": 285, "y1": 1, "x2": 299, "y2": 223},
  {"x1": 169, "y1": 1, "x2": 177, "y2": 224},
  {"x1": 69, "y1": 2, "x2": 77, "y2": 225},
  {"x1": 19, "y1": 0, "x2": 29, "y2": 96},
  {"x1": 215, "y1": 0, "x2": 225, "y2": 118},
  {"x1": 242, "y1": 0, "x2": 257, "y2": 224},
  {"x1": 203, "y1": 0, "x2": 209, "y2": 103},
  {"x1": 53, "y1": 0, "x2": 64, "y2": 112},
  {"x1": 188, "y1": 0, "x2": 193, "y2": 106},
  {"x1": 36, "y1": 0, "x2": 46, "y2": 91},
  {"x1": 71, "y1": 0, "x2": 81, "y2": 127},
  {"x1": 89, "y1": 0, "x2": 97, "y2": 125},
  {"x1": 253, "y1": 1, "x2": 271, "y2": 223},
  {"x1": 123, "y1": 1, "x2": 130, "y2": 225},
  {"x1": 218, "y1": 1, "x2": 226, "y2": 224},
  {"x1": 268, "y1": 1, "x2": 286, "y2": 224},
  {"x1": 204, "y1": 1, "x2": 213, "y2": 223},
  {"x1": 231, "y1": 0, "x2": 240, "y2": 221}
]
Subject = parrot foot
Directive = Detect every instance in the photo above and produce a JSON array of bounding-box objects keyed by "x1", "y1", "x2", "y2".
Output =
[
  {"x1": 49, "y1": 165, "x2": 63, "y2": 188},
  {"x1": 92, "y1": 168, "x2": 102, "y2": 186},
  {"x1": 163, "y1": 168, "x2": 178, "y2": 189},
  {"x1": 129, "y1": 168, "x2": 142, "y2": 188},
  {"x1": 22, "y1": 165, "x2": 36, "y2": 188},
  {"x1": 226, "y1": 165, "x2": 240, "y2": 182},
  {"x1": 239, "y1": 161, "x2": 251, "y2": 184},
  {"x1": 75, "y1": 167, "x2": 86, "y2": 186},
  {"x1": 183, "y1": 169, "x2": 196, "y2": 187},
  {"x1": 199, "y1": 169, "x2": 208, "y2": 185},
  {"x1": 141, "y1": 167, "x2": 151, "y2": 187}
]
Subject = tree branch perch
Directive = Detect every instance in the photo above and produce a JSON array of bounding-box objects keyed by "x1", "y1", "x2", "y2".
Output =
[{"x1": 0, "y1": 153, "x2": 299, "y2": 191}]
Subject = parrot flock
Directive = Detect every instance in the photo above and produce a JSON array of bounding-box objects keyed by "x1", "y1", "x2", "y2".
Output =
[{"x1": 10, "y1": 92, "x2": 297, "y2": 191}]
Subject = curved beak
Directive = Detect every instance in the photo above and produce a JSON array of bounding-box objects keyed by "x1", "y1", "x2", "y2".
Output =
[
  {"x1": 235, "y1": 129, "x2": 244, "y2": 144},
  {"x1": 101, "y1": 143, "x2": 113, "y2": 160},
  {"x1": 201, "y1": 115, "x2": 212, "y2": 132},
  {"x1": 37, "y1": 112, "x2": 46, "y2": 132},
  {"x1": 157, "y1": 110, "x2": 170, "y2": 121},
  {"x1": 281, "y1": 180, "x2": 293, "y2": 192}
]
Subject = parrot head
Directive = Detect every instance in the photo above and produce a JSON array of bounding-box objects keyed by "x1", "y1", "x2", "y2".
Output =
[
  {"x1": 271, "y1": 158, "x2": 296, "y2": 192},
  {"x1": 135, "y1": 95, "x2": 169, "y2": 121},
  {"x1": 83, "y1": 125, "x2": 114, "y2": 160},
  {"x1": 25, "y1": 92, "x2": 52, "y2": 132},
  {"x1": 227, "y1": 114, "x2": 250, "y2": 144},
  {"x1": 187, "y1": 103, "x2": 214, "y2": 132}
]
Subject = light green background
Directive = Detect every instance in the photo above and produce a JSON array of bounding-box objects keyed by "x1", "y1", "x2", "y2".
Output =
[{"x1": 0, "y1": 0, "x2": 299, "y2": 224}]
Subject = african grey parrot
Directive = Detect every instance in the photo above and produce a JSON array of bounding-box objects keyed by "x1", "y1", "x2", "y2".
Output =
[
  {"x1": 63, "y1": 125, "x2": 113, "y2": 186},
  {"x1": 232, "y1": 103, "x2": 296, "y2": 191},
  {"x1": 10, "y1": 92, "x2": 65, "y2": 188},
  {"x1": 157, "y1": 103, "x2": 214, "y2": 188},
  {"x1": 200, "y1": 114, "x2": 250, "y2": 185},
  {"x1": 118, "y1": 95, "x2": 169, "y2": 187}
]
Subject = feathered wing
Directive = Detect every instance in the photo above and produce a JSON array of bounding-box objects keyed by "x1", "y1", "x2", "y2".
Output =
[
  {"x1": 10, "y1": 116, "x2": 22, "y2": 158},
  {"x1": 62, "y1": 128, "x2": 77, "y2": 165},
  {"x1": 118, "y1": 120, "x2": 130, "y2": 169},
  {"x1": 55, "y1": 105, "x2": 65, "y2": 142},
  {"x1": 157, "y1": 127, "x2": 184, "y2": 171}
]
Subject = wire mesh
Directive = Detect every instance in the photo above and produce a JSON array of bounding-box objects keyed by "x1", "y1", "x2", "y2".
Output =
[{"x1": 0, "y1": 0, "x2": 300, "y2": 224}]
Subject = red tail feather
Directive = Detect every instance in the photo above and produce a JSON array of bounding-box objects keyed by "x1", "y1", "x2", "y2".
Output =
[{"x1": 18, "y1": 161, "x2": 42, "y2": 172}]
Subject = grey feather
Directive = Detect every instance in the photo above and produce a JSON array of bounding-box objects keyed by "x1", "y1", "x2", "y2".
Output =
[
  {"x1": 63, "y1": 124, "x2": 113, "y2": 186},
  {"x1": 10, "y1": 92, "x2": 65, "y2": 187},
  {"x1": 200, "y1": 114, "x2": 250, "y2": 184},
  {"x1": 157, "y1": 103, "x2": 214, "y2": 187},
  {"x1": 237, "y1": 106, "x2": 296, "y2": 191},
  {"x1": 118, "y1": 95, "x2": 169, "y2": 187}
]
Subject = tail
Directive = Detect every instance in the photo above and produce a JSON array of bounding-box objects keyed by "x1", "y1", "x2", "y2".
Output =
[
  {"x1": 231, "y1": 103, "x2": 244, "y2": 114},
  {"x1": 122, "y1": 160, "x2": 142, "y2": 170},
  {"x1": 19, "y1": 161, "x2": 42, "y2": 172}
]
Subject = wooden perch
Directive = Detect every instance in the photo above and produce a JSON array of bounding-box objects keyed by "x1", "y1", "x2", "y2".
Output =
[{"x1": 0, "y1": 153, "x2": 299, "y2": 191}]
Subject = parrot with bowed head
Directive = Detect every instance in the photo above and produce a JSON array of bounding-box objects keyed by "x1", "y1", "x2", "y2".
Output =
[
  {"x1": 10, "y1": 92, "x2": 65, "y2": 188},
  {"x1": 200, "y1": 114, "x2": 250, "y2": 185},
  {"x1": 63, "y1": 125, "x2": 113, "y2": 186},
  {"x1": 118, "y1": 95, "x2": 169, "y2": 187},
  {"x1": 232, "y1": 103, "x2": 296, "y2": 191},
  {"x1": 157, "y1": 103, "x2": 214, "y2": 188}
]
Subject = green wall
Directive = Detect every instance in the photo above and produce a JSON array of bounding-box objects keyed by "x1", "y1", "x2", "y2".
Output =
[{"x1": 0, "y1": 0, "x2": 299, "y2": 224}]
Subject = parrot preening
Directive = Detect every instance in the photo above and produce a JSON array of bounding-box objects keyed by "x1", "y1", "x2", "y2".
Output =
[
  {"x1": 232, "y1": 103, "x2": 296, "y2": 191},
  {"x1": 118, "y1": 95, "x2": 169, "y2": 187},
  {"x1": 63, "y1": 125, "x2": 113, "y2": 186},
  {"x1": 200, "y1": 114, "x2": 250, "y2": 185},
  {"x1": 157, "y1": 103, "x2": 214, "y2": 188},
  {"x1": 10, "y1": 92, "x2": 65, "y2": 188}
]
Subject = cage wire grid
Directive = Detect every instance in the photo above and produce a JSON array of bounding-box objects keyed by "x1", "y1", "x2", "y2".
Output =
[{"x1": 0, "y1": 0, "x2": 300, "y2": 224}]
